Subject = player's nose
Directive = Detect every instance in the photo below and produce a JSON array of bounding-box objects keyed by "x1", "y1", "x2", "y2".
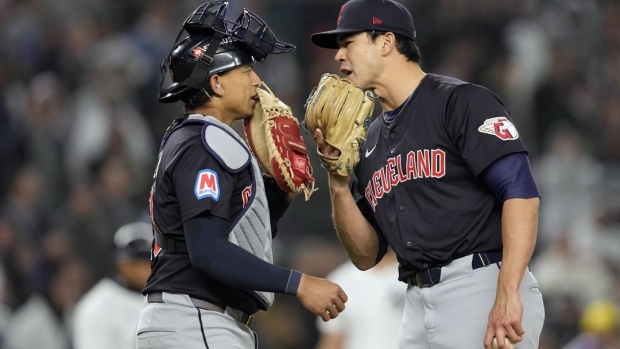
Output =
[
  {"x1": 251, "y1": 70, "x2": 261, "y2": 86},
  {"x1": 335, "y1": 48, "x2": 346, "y2": 63}
]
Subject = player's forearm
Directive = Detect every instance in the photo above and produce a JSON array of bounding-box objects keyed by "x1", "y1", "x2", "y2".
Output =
[
  {"x1": 184, "y1": 215, "x2": 301, "y2": 295},
  {"x1": 498, "y1": 197, "x2": 539, "y2": 292},
  {"x1": 328, "y1": 174, "x2": 379, "y2": 270}
]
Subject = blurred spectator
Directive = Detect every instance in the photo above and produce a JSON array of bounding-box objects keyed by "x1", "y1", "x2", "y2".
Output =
[
  {"x1": 18, "y1": 72, "x2": 71, "y2": 210},
  {"x1": 63, "y1": 34, "x2": 155, "y2": 188},
  {"x1": 1, "y1": 163, "x2": 48, "y2": 245},
  {"x1": 530, "y1": 45, "x2": 587, "y2": 157},
  {"x1": 0, "y1": 89, "x2": 25, "y2": 200},
  {"x1": 96, "y1": 152, "x2": 147, "y2": 229},
  {"x1": 63, "y1": 183, "x2": 116, "y2": 282},
  {"x1": 0, "y1": 215, "x2": 38, "y2": 309},
  {"x1": 0, "y1": 265, "x2": 11, "y2": 347},
  {"x1": 72, "y1": 221, "x2": 152, "y2": 349},
  {"x1": 3, "y1": 256, "x2": 92, "y2": 349},
  {"x1": 561, "y1": 299, "x2": 620, "y2": 349},
  {"x1": 531, "y1": 122, "x2": 605, "y2": 252},
  {"x1": 315, "y1": 249, "x2": 404, "y2": 349},
  {"x1": 531, "y1": 231, "x2": 614, "y2": 311},
  {"x1": 128, "y1": 0, "x2": 182, "y2": 139},
  {"x1": 540, "y1": 295, "x2": 583, "y2": 349}
]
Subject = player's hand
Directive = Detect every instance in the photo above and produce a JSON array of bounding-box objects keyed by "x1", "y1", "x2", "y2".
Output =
[
  {"x1": 313, "y1": 128, "x2": 340, "y2": 159},
  {"x1": 483, "y1": 291, "x2": 524, "y2": 349},
  {"x1": 314, "y1": 129, "x2": 350, "y2": 189},
  {"x1": 296, "y1": 274, "x2": 348, "y2": 322}
]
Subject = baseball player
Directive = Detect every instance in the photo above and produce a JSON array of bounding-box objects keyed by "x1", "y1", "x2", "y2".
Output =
[
  {"x1": 135, "y1": 2, "x2": 347, "y2": 349},
  {"x1": 309, "y1": 0, "x2": 545, "y2": 348},
  {"x1": 72, "y1": 221, "x2": 152, "y2": 349}
]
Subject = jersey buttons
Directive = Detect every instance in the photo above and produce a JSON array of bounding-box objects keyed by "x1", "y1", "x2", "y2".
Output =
[
  {"x1": 390, "y1": 133, "x2": 396, "y2": 138},
  {"x1": 399, "y1": 205, "x2": 405, "y2": 211},
  {"x1": 406, "y1": 241, "x2": 412, "y2": 247},
  {"x1": 390, "y1": 148, "x2": 395, "y2": 154}
]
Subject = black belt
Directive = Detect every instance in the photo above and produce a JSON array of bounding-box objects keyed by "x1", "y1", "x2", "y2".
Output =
[
  {"x1": 407, "y1": 251, "x2": 503, "y2": 288},
  {"x1": 154, "y1": 230, "x2": 188, "y2": 254},
  {"x1": 147, "y1": 292, "x2": 253, "y2": 326}
]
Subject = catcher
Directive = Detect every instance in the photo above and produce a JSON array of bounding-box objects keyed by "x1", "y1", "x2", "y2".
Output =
[{"x1": 137, "y1": 2, "x2": 347, "y2": 349}]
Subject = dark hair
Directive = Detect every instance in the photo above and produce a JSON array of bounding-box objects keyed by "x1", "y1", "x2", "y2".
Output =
[
  {"x1": 183, "y1": 68, "x2": 231, "y2": 112},
  {"x1": 183, "y1": 83, "x2": 214, "y2": 112},
  {"x1": 368, "y1": 31, "x2": 421, "y2": 63}
]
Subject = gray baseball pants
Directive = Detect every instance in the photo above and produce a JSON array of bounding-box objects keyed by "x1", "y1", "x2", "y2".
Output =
[
  {"x1": 398, "y1": 253, "x2": 545, "y2": 348},
  {"x1": 135, "y1": 292, "x2": 257, "y2": 349}
]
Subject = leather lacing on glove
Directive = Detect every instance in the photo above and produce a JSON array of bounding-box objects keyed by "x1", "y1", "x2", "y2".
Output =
[{"x1": 244, "y1": 82, "x2": 317, "y2": 201}]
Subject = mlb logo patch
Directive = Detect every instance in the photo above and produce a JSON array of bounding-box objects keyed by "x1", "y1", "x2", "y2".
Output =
[{"x1": 195, "y1": 169, "x2": 220, "y2": 200}]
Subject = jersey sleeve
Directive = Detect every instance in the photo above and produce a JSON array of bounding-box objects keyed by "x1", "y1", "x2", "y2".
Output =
[
  {"x1": 169, "y1": 141, "x2": 236, "y2": 222},
  {"x1": 445, "y1": 84, "x2": 528, "y2": 176}
]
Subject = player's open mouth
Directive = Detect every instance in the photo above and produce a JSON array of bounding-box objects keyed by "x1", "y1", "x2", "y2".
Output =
[
  {"x1": 340, "y1": 68, "x2": 353, "y2": 77},
  {"x1": 251, "y1": 95, "x2": 259, "y2": 102}
]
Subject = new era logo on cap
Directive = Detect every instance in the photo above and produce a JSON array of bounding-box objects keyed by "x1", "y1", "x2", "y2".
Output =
[{"x1": 312, "y1": 0, "x2": 416, "y2": 49}]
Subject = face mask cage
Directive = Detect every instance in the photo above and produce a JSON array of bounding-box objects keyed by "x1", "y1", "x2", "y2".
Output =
[
  {"x1": 183, "y1": 0, "x2": 229, "y2": 36},
  {"x1": 159, "y1": 1, "x2": 296, "y2": 102},
  {"x1": 229, "y1": 9, "x2": 296, "y2": 61},
  {"x1": 181, "y1": 1, "x2": 295, "y2": 61}
]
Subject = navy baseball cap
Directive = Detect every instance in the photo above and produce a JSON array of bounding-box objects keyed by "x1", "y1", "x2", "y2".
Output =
[{"x1": 311, "y1": 0, "x2": 416, "y2": 49}]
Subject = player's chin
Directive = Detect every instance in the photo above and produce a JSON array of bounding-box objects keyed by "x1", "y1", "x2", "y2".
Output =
[
  {"x1": 244, "y1": 108, "x2": 256, "y2": 119},
  {"x1": 346, "y1": 73, "x2": 367, "y2": 88}
]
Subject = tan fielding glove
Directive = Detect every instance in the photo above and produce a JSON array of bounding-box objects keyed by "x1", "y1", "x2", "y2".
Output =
[{"x1": 303, "y1": 73, "x2": 375, "y2": 176}]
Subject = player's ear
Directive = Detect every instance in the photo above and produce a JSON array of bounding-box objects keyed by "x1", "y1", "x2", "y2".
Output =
[
  {"x1": 381, "y1": 32, "x2": 396, "y2": 54},
  {"x1": 208, "y1": 75, "x2": 223, "y2": 96}
]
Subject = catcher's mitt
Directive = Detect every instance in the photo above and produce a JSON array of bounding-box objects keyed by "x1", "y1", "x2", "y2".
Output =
[
  {"x1": 244, "y1": 82, "x2": 316, "y2": 201},
  {"x1": 303, "y1": 73, "x2": 375, "y2": 176}
]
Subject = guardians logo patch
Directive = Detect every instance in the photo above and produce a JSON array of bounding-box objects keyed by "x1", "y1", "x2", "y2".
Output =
[{"x1": 478, "y1": 117, "x2": 519, "y2": 141}]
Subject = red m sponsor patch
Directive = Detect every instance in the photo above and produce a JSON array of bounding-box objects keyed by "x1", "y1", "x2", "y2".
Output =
[{"x1": 195, "y1": 169, "x2": 220, "y2": 200}]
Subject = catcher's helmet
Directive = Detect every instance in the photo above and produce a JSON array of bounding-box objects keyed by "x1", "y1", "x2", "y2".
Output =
[
  {"x1": 158, "y1": 35, "x2": 254, "y2": 103},
  {"x1": 113, "y1": 222, "x2": 152, "y2": 261},
  {"x1": 158, "y1": 1, "x2": 296, "y2": 103}
]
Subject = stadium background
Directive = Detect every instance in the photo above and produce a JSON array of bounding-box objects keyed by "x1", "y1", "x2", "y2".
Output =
[{"x1": 0, "y1": 0, "x2": 619, "y2": 348}]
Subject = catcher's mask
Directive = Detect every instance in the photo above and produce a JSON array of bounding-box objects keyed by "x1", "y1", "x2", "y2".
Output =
[{"x1": 158, "y1": 1, "x2": 296, "y2": 103}]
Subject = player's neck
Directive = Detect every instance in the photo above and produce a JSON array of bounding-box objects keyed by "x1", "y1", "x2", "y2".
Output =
[
  {"x1": 190, "y1": 106, "x2": 236, "y2": 126},
  {"x1": 377, "y1": 64, "x2": 426, "y2": 112}
]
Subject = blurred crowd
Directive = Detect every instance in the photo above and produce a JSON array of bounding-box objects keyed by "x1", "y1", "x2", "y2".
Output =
[{"x1": 0, "y1": 0, "x2": 619, "y2": 348}]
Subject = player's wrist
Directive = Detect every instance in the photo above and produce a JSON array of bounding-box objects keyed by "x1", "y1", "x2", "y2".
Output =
[
  {"x1": 327, "y1": 173, "x2": 350, "y2": 192},
  {"x1": 285, "y1": 270, "x2": 302, "y2": 295}
]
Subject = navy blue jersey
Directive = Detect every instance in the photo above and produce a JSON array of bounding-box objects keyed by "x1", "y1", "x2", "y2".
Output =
[
  {"x1": 353, "y1": 74, "x2": 527, "y2": 281},
  {"x1": 144, "y1": 119, "x2": 263, "y2": 314}
]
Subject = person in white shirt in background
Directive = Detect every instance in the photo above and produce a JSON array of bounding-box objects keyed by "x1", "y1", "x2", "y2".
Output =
[
  {"x1": 72, "y1": 221, "x2": 152, "y2": 349},
  {"x1": 316, "y1": 249, "x2": 404, "y2": 349}
]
